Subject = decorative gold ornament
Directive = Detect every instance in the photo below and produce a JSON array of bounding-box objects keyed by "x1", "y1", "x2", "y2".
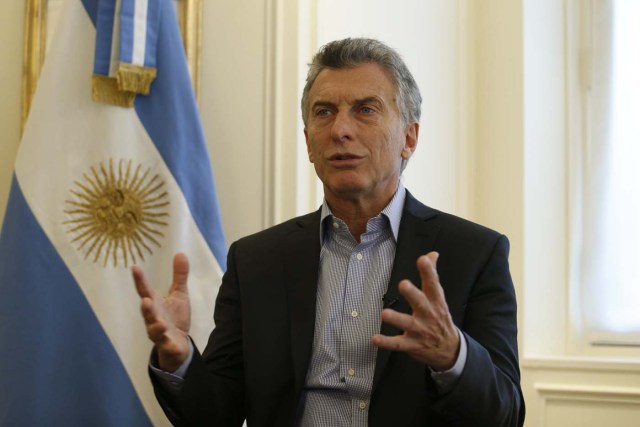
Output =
[
  {"x1": 22, "y1": 0, "x2": 202, "y2": 134},
  {"x1": 64, "y1": 159, "x2": 170, "y2": 267}
]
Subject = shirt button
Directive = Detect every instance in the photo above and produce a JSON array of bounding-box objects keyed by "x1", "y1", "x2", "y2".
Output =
[
  {"x1": 348, "y1": 368, "x2": 355, "y2": 376},
  {"x1": 359, "y1": 401, "x2": 367, "y2": 410},
  {"x1": 332, "y1": 222, "x2": 339, "y2": 229},
  {"x1": 356, "y1": 253, "x2": 363, "y2": 260},
  {"x1": 351, "y1": 310, "x2": 358, "y2": 318}
]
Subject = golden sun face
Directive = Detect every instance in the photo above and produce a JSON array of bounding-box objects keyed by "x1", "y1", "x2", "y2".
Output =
[{"x1": 64, "y1": 159, "x2": 170, "y2": 267}]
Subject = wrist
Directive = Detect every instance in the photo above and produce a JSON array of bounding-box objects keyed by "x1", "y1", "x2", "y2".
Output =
[{"x1": 155, "y1": 335, "x2": 190, "y2": 372}]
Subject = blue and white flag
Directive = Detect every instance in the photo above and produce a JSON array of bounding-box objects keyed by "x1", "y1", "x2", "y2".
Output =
[
  {"x1": 0, "y1": 0, "x2": 226, "y2": 425},
  {"x1": 93, "y1": 0, "x2": 162, "y2": 106}
]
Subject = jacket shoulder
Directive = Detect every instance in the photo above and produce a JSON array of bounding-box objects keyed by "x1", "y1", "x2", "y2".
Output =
[
  {"x1": 404, "y1": 191, "x2": 505, "y2": 244},
  {"x1": 231, "y1": 210, "x2": 320, "y2": 251}
]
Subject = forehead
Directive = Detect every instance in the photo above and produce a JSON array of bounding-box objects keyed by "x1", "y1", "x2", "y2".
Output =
[{"x1": 309, "y1": 63, "x2": 397, "y2": 103}]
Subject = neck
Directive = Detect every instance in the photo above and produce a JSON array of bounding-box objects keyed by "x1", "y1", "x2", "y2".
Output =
[{"x1": 325, "y1": 185, "x2": 398, "y2": 242}]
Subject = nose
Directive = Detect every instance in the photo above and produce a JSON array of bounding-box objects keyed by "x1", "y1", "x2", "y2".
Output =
[{"x1": 330, "y1": 110, "x2": 354, "y2": 143}]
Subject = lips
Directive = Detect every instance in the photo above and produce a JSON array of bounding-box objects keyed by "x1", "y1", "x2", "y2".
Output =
[
  {"x1": 329, "y1": 153, "x2": 362, "y2": 161},
  {"x1": 327, "y1": 153, "x2": 364, "y2": 168}
]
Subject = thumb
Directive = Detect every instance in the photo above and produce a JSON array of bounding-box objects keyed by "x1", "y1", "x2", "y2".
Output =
[{"x1": 170, "y1": 252, "x2": 190, "y2": 294}]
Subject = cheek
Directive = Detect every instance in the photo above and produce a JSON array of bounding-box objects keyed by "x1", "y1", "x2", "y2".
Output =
[
  {"x1": 309, "y1": 143, "x2": 328, "y2": 167},
  {"x1": 379, "y1": 130, "x2": 404, "y2": 156},
  {"x1": 376, "y1": 132, "x2": 406, "y2": 169},
  {"x1": 306, "y1": 134, "x2": 320, "y2": 157}
]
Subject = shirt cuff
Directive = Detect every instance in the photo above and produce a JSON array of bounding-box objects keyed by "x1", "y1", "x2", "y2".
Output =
[
  {"x1": 429, "y1": 328, "x2": 467, "y2": 393},
  {"x1": 148, "y1": 339, "x2": 194, "y2": 388}
]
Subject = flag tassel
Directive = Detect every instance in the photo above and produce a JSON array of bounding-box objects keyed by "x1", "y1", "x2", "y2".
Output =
[
  {"x1": 116, "y1": 63, "x2": 157, "y2": 95},
  {"x1": 91, "y1": 74, "x2": 136, "y2": 107}
]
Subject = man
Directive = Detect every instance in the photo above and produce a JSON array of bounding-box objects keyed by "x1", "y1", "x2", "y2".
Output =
[{"x1": 134, "y1": 38, "x2": 524, "y2": 426}]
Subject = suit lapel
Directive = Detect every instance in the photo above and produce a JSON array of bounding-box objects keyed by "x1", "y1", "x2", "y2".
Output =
[
  {"x1": 372, "y1": 192, "x2": 440, "y2": 392},
  {"x1": 283, "y1": 210, "x2": 322, "y2": 400},
  {"x1": 279, "y1": 195, "x2": 440, "y2": 396}
]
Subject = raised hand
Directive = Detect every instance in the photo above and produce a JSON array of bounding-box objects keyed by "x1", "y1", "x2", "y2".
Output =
[
  {"x1": 372, "y1": 252, "x2": 460, "y2": 371},
  {"x1": 132, "y1": 253, "x2": 192, "y2": 372}
]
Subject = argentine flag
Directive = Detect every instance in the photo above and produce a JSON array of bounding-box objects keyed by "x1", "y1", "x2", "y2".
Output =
[{"x1": 0, "y1": 0, "x2": 226, "y2": 425}]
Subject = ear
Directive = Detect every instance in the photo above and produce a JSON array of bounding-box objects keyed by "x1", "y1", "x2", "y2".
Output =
[
  {"x1": 304, "y1": 128, "x2": 314, "y2": 163},
  {"x1": 401, "y1": 121, "x2": 419, "y2": 160}
]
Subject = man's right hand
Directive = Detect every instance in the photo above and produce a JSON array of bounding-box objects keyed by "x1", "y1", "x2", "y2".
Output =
[{"x1": 132, "y1": 253, "x2": 192, "y2": 373}]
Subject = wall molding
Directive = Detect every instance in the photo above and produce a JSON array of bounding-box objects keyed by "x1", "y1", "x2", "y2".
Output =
[
  {"x1": 263, "y1": 0, "x2": 319, "y2": 228},
  {"x1": 262, "y1": 0, "x2": 276, "y2": 229},
  {"x1": 534, "y1": 382, "x2": 640, "y2": 426},
  {"x1": 536, "y1": 382, "x2": 640, "y2": 404},
  {"x1": 523, "y1": 356, "x2": 640, "y2": 373}
]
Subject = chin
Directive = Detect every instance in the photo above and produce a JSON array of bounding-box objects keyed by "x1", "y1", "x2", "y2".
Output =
[
  {"x1": 324, "y1": 172, "x2": 367, "y2": 189},
  {"x1": 327, "y1": 180, "x2": 370, "y2": 197}
]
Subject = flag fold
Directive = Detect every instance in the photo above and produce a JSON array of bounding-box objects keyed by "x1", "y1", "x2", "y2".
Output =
[{"x1": 0, "y1": 0, "x2": 225, "y2": 425}]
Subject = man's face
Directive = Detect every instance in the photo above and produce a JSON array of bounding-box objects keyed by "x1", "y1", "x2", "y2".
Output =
[{"x1": 304, "y1": 63, "x2": 418, "y2": 205}]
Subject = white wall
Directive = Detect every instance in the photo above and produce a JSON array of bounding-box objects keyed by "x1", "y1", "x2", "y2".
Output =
[
  {"x1": 199, "y1": 0, "x2": 269, "y2": 244},
  {"x1": 520, "y1": 0, "x2": 640, "y2": 425},
  {"x1": 315, "y1": 1, "x2": 476, "y2": 221}
]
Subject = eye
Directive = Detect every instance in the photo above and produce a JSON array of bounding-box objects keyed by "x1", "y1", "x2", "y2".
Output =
[
  {"x1": 314, "y1": 108, "x2": 332, "y2": 117},
  {"x1": 360, "y1": 106, "x2": 376, "y2": 114}
]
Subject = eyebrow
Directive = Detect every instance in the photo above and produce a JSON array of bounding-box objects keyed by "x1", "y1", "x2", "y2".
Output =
[
  {"x1": 311, "y1": 96, "x2": 386, "y2": 110},
  {"x1": 311, "y1": 100, "x2": 336, "y2": 110},
  {"x1": 354, "y1": 96, "x2": 385, "y2": 107}
]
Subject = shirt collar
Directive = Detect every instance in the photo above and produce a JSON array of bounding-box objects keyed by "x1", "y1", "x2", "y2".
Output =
[{"x1": 320, "y1": 181, "x2": 406, "y2": 244}]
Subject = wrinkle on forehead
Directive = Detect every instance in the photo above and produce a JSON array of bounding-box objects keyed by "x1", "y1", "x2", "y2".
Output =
[{"x1": 308, "y1": 63, "x2": 401, "y2": 115}]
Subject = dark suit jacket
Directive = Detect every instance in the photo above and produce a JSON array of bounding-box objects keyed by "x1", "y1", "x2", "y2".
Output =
[{"x1": 152, "y1": 192, "x2": 525, "y2": 426}]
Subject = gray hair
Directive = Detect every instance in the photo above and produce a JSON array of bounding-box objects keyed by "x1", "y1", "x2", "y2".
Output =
[{"x1": 301, "y1": 38, "x2": 422, "y2": 127}]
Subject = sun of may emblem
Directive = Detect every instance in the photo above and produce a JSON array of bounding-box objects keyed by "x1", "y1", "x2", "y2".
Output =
[{"x1": 64, "y1": 159, "x2": 170, "y2": 268}]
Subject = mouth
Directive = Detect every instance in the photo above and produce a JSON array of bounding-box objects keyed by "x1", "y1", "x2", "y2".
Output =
[{"x1": 329, "y1": 153, "x2": 363, "y2": 161}]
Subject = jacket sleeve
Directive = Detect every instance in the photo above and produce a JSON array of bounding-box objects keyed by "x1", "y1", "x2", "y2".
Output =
[
  {"x1": 429, "y1": 235, "x2": 525, "y2": 426},
  {"x1": 150, "y1": 241, "x2": 246, "y2": 426}
]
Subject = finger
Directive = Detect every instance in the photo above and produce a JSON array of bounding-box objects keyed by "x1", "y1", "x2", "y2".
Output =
[
  {"x1": 380, "y1": 307, "x2": 417, "y2": 332},
  {"x1": 417, "y1": 252, "x2": 444, "y2": 300},
  {"x1": 140, "y1": 297, "x2": 160, "y2": 324},
  {"x1": 169, "y1": 252, "x2": 190, "y2": 295},
  {"x1": 140, "y1": 297, "x2": 171, "y2": 339},
  {"x1": 146, "y1": 322, "x2": 169, "y2": 343},
  {"x1": 371, "y1": 333, "x2": 416, "y2": 352},
  {"x1": 132, "y1": 265, "x2": 152, "y2": 299},
  {"x1": 398, "y1": 279, "x2": 434, "y2": 316}
]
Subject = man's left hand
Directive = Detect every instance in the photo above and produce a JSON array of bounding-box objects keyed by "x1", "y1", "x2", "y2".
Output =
[{"x1": 372, "y1": 252, "x2": 460, "y2": 371}]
